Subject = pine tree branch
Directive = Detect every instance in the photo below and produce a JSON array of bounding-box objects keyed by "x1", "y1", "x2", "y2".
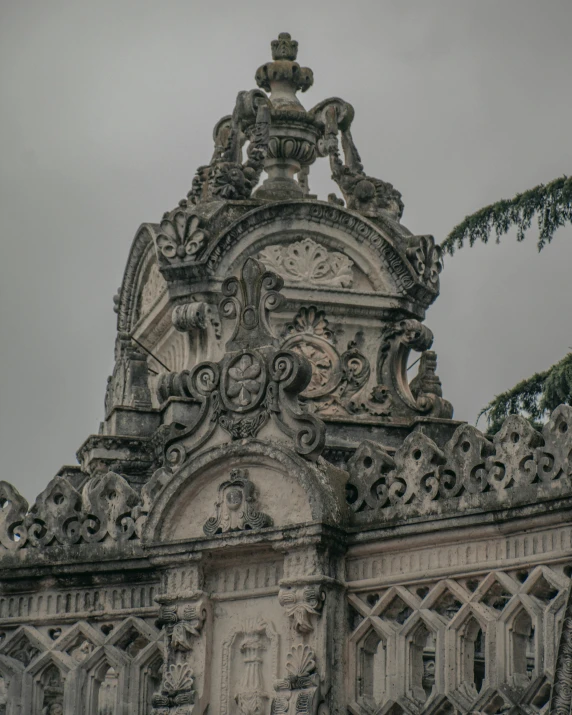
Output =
[
  {"x1": 478, "y1": 352, "x2": 572, "y2": 433},
  {"x1": 442, "y1": 176, "x2": 572, "y2": 255}
]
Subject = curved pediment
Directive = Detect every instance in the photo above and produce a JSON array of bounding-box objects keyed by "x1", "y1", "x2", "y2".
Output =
[
  {"x1": 141, "y1": 440, "x2": 350, "y2": 544},
  {"x1": 150, "y1": 200, "x2": 441, "y2": 311}
]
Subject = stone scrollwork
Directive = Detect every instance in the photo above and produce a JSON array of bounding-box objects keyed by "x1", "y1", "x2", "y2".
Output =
[
  {"x1": 159, "y1": 258, "x2": 326, "y2": 468},
  {"x1": 311, "y1": 97, "x2": 404, "y2": 221},
  {"x1": 373, "y1": 318, "x2": 453, "y2": 420},
  {"x1": 257, "y1": 237, "x2": 354, "y2": 288},
  {"x1": 278, "y1": 585, "x2": 325, "y2": 633},
  {"x1": 347, "y1": 404, "x2": 572, "y2": 520},
  {"x1": 0, "y1": 470, "x2": 145, "y2": 551},
  {"x1": 271, "y1": 644, "x2": 321, "y2": 715},
  {"x1": 0, "y1": 481, "x2": 28, "y2": 551},
  {"x1": 203, "y1": 469, "x2": 272, "y2": 536},
  {"x1": 172, "y1": 301, "x2": 221, "y2": 339}
]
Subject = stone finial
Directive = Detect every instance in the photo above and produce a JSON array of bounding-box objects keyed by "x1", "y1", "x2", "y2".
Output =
[
  {"x1": 271, "y1": 32, "x2": 298, "y2": 61},
  {"x1": 255, "y1": 32, "x2": 314, "y2": 99}
]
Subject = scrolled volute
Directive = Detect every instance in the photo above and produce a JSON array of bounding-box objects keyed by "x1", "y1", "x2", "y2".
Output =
[{"x1": 0, "y1": 481, "x2": 29, "y2": 552}]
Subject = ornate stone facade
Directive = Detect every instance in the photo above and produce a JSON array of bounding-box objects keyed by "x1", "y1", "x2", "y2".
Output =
[{"x1": 1, "y1": 32, "x2": 571, "y2": 715}]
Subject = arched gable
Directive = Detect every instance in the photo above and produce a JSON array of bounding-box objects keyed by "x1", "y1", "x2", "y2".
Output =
[{"x1": 116, "y1": 224, "x2": 165, "y2": 334}]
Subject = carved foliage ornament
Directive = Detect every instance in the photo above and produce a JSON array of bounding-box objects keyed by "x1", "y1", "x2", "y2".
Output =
[
  {"x1": 279, "y1": 307, "x2": 371, "y2": 420},
  {"x1": 271, "y1": 645, "x2": 321, "y2": 715},
  {"x1": 278, "y1": 585, "x2": 325, "y2": 633},
  {"x1": 277, "y1": 310, "x2": 449, "y2": 421},
  {"x1": 160, "y1": 258, "x2": 325, "y2": 468},
  {"x1": 155, "y1": 211, "x2": 209, "y2": 264},
  {"x1": 203, "y1": 469, "x2": 271, "y2": 536},
  {"x1": 257, "y1": 237, "x2": 354, "y2": 288},
  {"x1": 151, "y1": 662, "x2": 195, "y2": 714},
  {"x1": 185, "y1": 89, "x2": 271, "y2": 206}
]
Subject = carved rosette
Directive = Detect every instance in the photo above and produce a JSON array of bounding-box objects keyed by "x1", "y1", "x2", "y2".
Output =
[
  {"x1": 203, "y1": 469, "x2": 272, "y2": 536},
  {"x1": 280, "y1": 307, "x2": 371, "y2": 417}
]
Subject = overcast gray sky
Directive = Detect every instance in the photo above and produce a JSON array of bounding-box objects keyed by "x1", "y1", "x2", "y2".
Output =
[{"x1": 1, "y1": 0, "x2": 571, "y2": 503}]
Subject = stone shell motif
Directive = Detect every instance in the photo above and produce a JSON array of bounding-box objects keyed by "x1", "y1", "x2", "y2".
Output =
[{"x1": 257, "y1": 237, "x2": 354, "y2": 288}]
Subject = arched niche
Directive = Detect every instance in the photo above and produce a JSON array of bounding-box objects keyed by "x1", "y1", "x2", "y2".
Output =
[{"x1": 142, "y1": 440, "x2": 350, "y2": 543}]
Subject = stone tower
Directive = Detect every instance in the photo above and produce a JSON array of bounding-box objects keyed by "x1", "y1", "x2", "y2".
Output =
[{"x1": 1, "y1": 33, "x2": 572, "y2": 715}]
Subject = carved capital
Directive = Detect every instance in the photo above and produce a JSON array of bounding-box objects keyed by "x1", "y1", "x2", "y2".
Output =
[{"x1": 278, "y1": 585, "x2": 325, "y2": 633}]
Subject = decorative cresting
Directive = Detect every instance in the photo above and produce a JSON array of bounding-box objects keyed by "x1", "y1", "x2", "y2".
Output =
[
  {"x1": 270, "y1": 644, "x2": 321, "y2": 715},
  {"x1": 157, "y1": 257, "x2": 326, "y2": 467},
  {"x1": 146, "y1": 32, "x2": 443, "y2": 303},
  {"x1": 203, "y1": 469, "x2": 272, "y2": 536},
  {"x1": 347, "y1": 404, "x2": 572, "y2": 520},
  {"x1": 0, "y1": 471, "x2": 144, "y2": 552}
]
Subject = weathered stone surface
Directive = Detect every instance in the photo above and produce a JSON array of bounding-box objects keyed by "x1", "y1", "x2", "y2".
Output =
[{"x1": 1, "y1": 31, "x2": 571, "y2": 715}]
